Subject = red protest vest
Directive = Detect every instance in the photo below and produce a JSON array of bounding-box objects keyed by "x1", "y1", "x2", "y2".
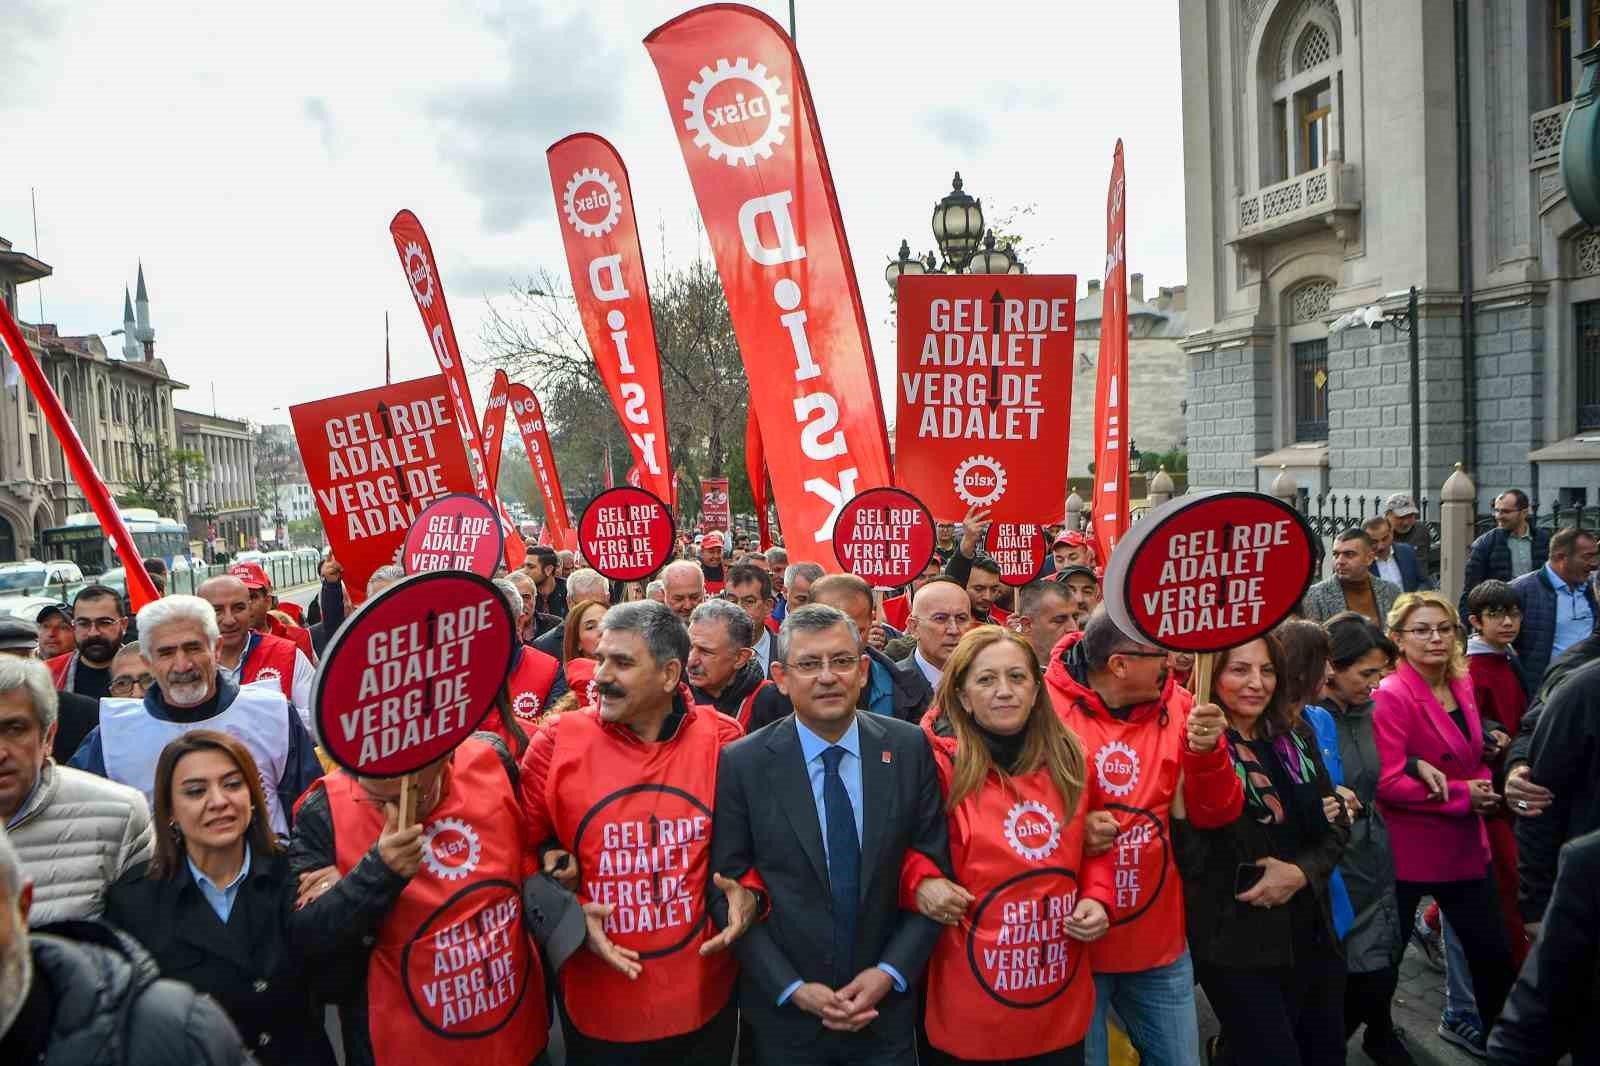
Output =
[
  {"x1": 45, "y1": 652, "x2": 70, "y2": 691},
  {"x1": 736, "y1": 680, "x2": 771, "y2": 732},
  {"x1": 323, "y1": 740, "x2": 547, "y2": 1062},
  {"x1": 265, "y1": 617, "x2": 314, "y2": 662},
  {"x1": 238, "y1": 632, "x2": 299, "y2": 703},
  {"x1": 1046, "y1": 651, "x2": 1193, "y2": 974},
  {"x1": 923, "y1": 734, "x2": 1107, "y2": 1059},
  {"x1": 507, "y1": 646, "x2": 562, "y2": 724},
  {"x1": 532, "y1": 698, "x2": 740, "y2": 1043}
]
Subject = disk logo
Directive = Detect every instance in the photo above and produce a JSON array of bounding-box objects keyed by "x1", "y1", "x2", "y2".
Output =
[
  {"x1": 402, "y1": 241, "x2": 435, "y2": 310},
  {"x1": 953, "y1": 455, "x2": 1007, "y2": 508},
  {"x1": 1003, "y1": 800, "x2": 1061, "y2": 862},
  {"x1": 563, "y1": 167, "x2": 623, "y2": 239},
  {"x1": 253, "y1": 666, "x2": 282, "y2": 687},
  {"x1": 512, "y1": 692, "x2": 541, "y2": 721},
  {"x1": 683, "y1": 57, "x2": 792, "y2": 166},
  {"x1": 1095, "y1": 740, "x2": 1140, "y2": 798},
  {"x1": 421, "y1": 817, "x2": 480, "y2": 881}
]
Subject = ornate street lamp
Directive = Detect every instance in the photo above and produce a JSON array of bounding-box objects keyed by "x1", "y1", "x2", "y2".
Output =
[
  {"x1": 931, "y1": 172, "x2": 985, "y2": 271},
  {"x1": 965, "y1": 230, "x2": 1017, "y2": 275},
  {"x1": 884, "y1": 238, "x2": 927, "y2": 293}
]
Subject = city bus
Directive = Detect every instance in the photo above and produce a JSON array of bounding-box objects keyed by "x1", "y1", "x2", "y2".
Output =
[{"x1": 39, "y1": 509, "x2": 193, "y2": 578}]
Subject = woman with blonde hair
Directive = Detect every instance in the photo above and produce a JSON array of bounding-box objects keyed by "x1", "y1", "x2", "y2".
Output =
[
  {"x1": 1372, "y1": 591, "x2": 1514, "y2": 1040},
  {"x1": 901, "y1": 625, "x2": 1113, "y2": 1065}
]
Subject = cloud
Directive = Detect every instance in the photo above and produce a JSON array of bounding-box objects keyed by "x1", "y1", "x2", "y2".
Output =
[
  {"x1": 0, "y1": 0, "x2": 65, "y2": 103},
  {"x1": 919, "y1": 106, "x2": 992, "y2": 155},
  {"x1": 303, "y1": 97, "x2": 339, "y2": 155},
  {"x1": 425, "y1": 9, "x2": 625, "y2": 234}
]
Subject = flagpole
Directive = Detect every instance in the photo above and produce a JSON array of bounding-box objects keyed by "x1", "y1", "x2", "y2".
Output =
[{"x1": 385, "y1": 311, "x2": 391, "y2": 385}]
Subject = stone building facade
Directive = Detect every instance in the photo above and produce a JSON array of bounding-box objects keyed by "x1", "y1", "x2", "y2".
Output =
[
  {"x1": 1070, "y1": 274, "x2": 1189, "y2": 476},
  {"x1": 176, "y1": 408, "x2": 259, "y2": 556},
  {"x1": 1179, "y1": 0, "x2": 1600, "y2": 508},
  {"x1": 0, "y1": 239, "x2": 184, "y2": 561}
]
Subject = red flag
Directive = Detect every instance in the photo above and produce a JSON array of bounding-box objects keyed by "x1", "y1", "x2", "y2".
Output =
[
  {"x1": 389, "y1": 210, "x2": 525, "y2": 570},
  {"x1": 507, "y1": 384, "x2": 575, "y2": 551},
  {"x1": 1090, "y1": 141, "x2": 1130, "y2": 562},
  {"x1": 700, "y1": 477, "x2": 731, "y2": 535},
  {"x1": 646, "y1": 6, "x2": 892, "y2": 567},
  {"x1": 547, "y1": 134, "x2": 676, "y2": 507},
  {"x1": 0, "y1": 303, "x2": 160, "y2": 610},
  {"x1": 482, "y1": 370, "x2": 510, "y2": 496},
  {"x1": 290, "y1": 375, "x2": 476, "y2": 602},
  {"x1": 746, "y1": 405, "x2": 771, "y2": 551}
]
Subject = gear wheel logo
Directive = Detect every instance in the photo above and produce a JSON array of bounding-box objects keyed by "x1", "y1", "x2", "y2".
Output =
[
  {"x1": 953, "y1": 455, "x2": 1008, "y2": 508},
  {"x1": 1003, "y1": 800, "x2": 1061, "y2": 862},
  {"x1": 562, "y1": 167, "x2": 622, "y2": 239},
  {"x1": 402, "y1": 240, "x2": 435, "y2": 310},
  {"x1": 512, "y1": 691, "x2": 542, "y2": 721},
  {"x1": 421, "y1": 817, "x2": 480, "y2": 881},
  {"x1": 682, "y1": 57, "x2": 792, "y2": 166},
  {"x1": 254, "y1": 666, "x2": 282, "y2": 687},
  {"x1": 1095, "y1": 740, "x2": 1140, "y2": 798}
]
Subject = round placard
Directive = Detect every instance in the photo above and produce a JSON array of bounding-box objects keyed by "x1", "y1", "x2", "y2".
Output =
[
  {"x1": 1102, "y1": 491, "x2": 1317, "y2": 653},
  {"x1": 983, "y1": 523, "x2": 1049, "y2": 586},
  {"x1": 832, "y1": 487, "x2": 936, "y2": 588},
  {"x1": 400, "y1": 493, "x2": 505, "y2": 578},
  {"x1": 578, "y1": 486, "x2": 676, "y2": 581},
  {"x1": 314, "y1": 570, "x2": 516, "y2": 777}
]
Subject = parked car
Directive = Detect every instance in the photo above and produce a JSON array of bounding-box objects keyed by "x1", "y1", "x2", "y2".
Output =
[{"x1": 0, "y1": 560, "x2": 81, "y2": 595}]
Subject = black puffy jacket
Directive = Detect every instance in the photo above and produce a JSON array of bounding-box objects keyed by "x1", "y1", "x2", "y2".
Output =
[{"x1": 28, "y1": 920, "x2": 249, "y2": 1066}]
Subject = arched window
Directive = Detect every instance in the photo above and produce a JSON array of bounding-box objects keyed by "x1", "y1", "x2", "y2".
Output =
[{"x1": 1263, "y1": 1, "x2": 1343, "y2": 184}]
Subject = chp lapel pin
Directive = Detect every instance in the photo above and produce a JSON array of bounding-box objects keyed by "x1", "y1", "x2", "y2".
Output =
[{"x1": 882, "y1": 751, "x2": 893, "y2": 764}]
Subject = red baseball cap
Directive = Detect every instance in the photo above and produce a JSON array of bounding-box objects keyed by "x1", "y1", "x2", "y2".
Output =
[
  {"x1": 702, "y1": 531, "x2": 724, "y2": 549},
  {"x1": 228, "y1": 562, "x2": 272, "y2": 591}
]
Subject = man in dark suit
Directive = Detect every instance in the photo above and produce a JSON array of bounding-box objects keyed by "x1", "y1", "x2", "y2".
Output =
[
  {"x1": 1364, "y1": 515, "x2": 1431, "y2": 593},
  {"x1": 711, "y1": 604, "x2": 951, "y2": 1066}
]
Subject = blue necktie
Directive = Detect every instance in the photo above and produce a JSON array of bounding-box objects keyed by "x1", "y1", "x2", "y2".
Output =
[{"x1": 821, "y1": 745, "x2": 860, "y2": 986}]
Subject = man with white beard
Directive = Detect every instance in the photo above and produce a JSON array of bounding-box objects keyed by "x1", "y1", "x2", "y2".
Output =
[
  {"x1": 0, "y1": 822, "x2": 248, "y2": 1063},
  {"x1": 68, "y1": 595, "x2": 321, "y2": 835}
]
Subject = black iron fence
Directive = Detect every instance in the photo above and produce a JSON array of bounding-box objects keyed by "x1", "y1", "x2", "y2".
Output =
[{"x1": 1470, "y1": 500, "x2": 1600, "y2": 538}]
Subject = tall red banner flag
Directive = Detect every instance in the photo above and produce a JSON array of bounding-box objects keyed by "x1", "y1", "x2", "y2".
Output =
[
  {"x1": 482, "y1": 369, "x2": 510, "y2": 496},
  {"x1": 700, "y1": 477, "x2": 731, "y2": 535},
  {"x1": 0, "y1": 304, "x2": 161, "y2": 610},
  {"x1": 507, "y1": 384, "x2": 575, "y2": 551},
  {"x1": 389, "y1": 210, "x2": 525, "y2": 570},
  {"x1": 1090, "y1": 141, "x2": 1130, "y2": 562},
  {"x1": 547, "y1": 134, "x2": 676, "y2": 507},
  {"x1": 646, "y1": 6, "x2": 892, "y2": 565},
  {"x1": 745, "y1": 404, "x2": 771, "y2": 550},
  {"x1": 289, "y1": 374, "x2": 476, "y2": 603},
  {"x1": 894, "y1": 274, "x2": 1077, "y2": 523}
]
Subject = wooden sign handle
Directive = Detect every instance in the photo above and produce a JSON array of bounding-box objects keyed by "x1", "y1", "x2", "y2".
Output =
[
  {"x1": 398, "y1": 772, "x2": 418, "y2": 827},
  {"x1": 1192, "y1": 652, "x2": 1215, "y2": 707}
]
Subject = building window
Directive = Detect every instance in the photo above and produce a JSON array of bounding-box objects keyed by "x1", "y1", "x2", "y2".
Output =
[
  {"x1": 1577, "y1": 299, "x2": 1600, "y2": 429},
  {"x1": 1554, "y1": 0, "x2": 1600, "y2": 103},
  {"x1": 1263, "y1": 3, "x2": 1343, "y2": 186},
  {"x1": 1297, "y1": 79, "x2": 1333, "y2": 172},
  {"x1": 1293, "y1": 339, "x2": 1330, "y2": 441}
]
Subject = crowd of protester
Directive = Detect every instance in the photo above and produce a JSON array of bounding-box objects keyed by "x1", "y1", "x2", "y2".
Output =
[{"x1": 0, "y1": 491, "x2": 1595, "y2": 1065}]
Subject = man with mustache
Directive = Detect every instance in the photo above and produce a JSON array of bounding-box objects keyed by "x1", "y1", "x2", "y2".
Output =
[
  {"x1": 227, "y1": 562, "x2": 315, "y2": 663},
  {"x1": 519, "y1": 600, "x2": 757, "y2": 1065},
  {"x1": 68, "y1": 595, "x2": 321, "y2": 836},
  {"x1": 687, "y1": 598, "x2": 776, "y2": 731},
  {"x1": 44, "y1": 585, "x2": 126, "y2": 699},
  {"x1": 198, "y1": 574, "x2": 315, "y2": 733}
]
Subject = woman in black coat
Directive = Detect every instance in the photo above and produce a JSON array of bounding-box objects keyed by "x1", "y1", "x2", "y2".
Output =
[
  {"x1": 1173, "y1": 631, "x2": 1350, "y2": 1066},
  {"x1": 105, "y1": 729, "x2": 336, "y2": 1066}
]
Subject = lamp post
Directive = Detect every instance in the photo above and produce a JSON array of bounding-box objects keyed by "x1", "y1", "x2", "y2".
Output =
[{"x1": 886, "y1": 172, "x2": 1025, "y2": 293}]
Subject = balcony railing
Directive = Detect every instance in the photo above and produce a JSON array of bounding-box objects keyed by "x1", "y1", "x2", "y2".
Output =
[
  {"x1": 1531, "y1": 102, "x2": 1571, "y2": 167},
  {"x1": 1232, "y1": 161, "x2": 1361, "y2": 250}
]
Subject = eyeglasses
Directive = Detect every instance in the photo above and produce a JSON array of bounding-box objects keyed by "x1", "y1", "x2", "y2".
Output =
[
  {"x1": 923, "y1": 612, "x2": 972, "y2": 630},
  {"x1": 72, "y1": 615, "x2": 121, "y2": 631},
  {"x1": 1478, "y1": 607, "x2": 1521, "y2": 620},
  {"x1": 110, "y1": 674, "x2": 154, "y2": 694},
  {"x1": 1401, "y1": 623, "x2": 1457, "y2": 639},
  {"x1": 784, "y1": 654, "x2": 862, "y2": 677}
]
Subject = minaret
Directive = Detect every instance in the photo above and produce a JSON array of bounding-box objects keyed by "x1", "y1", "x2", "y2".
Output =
[
  {"x1": 134, "y1": 261, "x2": 154, "y2": 359},
  {"x1": 121, "y1": 286, "x2": 139, "y2": 360}
]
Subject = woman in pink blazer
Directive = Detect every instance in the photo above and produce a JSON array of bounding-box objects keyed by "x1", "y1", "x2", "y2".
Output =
[{"x1": 1372, "y1": 591, "x2": 1515, "y2": 1030}]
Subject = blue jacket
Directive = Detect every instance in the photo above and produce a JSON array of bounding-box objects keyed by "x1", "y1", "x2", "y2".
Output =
[
  {"x1": 1461, "y1": 526, "x2": 1552, "y2": 619},
  {"x1": 1369, "y1": 543, "x2": 1431, "y2": 594},
  {"x1": 1510, "y1": 566, "x2": 1599, "y2": 690},
  {"x1": 1302, "y1": 704, "x2": 1355, "y2": 940}
]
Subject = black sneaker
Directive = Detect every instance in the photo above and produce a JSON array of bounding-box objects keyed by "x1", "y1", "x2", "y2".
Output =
[{"x1": 1362, "y1": 1026, "x2": 1418, "y2": 1066}]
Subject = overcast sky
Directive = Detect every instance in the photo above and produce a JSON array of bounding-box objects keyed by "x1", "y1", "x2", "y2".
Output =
[{"x1": 2, "y1": 0, "x2": 1184, "y2": 430}]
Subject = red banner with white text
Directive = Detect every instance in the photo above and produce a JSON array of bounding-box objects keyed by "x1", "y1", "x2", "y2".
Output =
[
  {"x1": 482, "y1": 369, "x2": 510, "y2": 496},
  {"x1": 700, "y1": 477, "x2": 731, "y2": 535},
  {"x1": 289, "y1": 374, "x2": 476, "y2": 602},
  {"x1": 547, "y1": 134, "x2": 676, "y2": 508},
  {"x1": 507, "y1": 384, "x2": 575, "y2": 551},
  {"x1": 646, "y1": 5, "x2": 892, "y2": 567},
  {"x1": 1090, "y1": 141, "x2": 1130, "y2": 563},
  {"x1": 894, "y1": 274, "x2": 1077, "y2": 523},
  {"x1": 746, "y1": 404, "x2": 771, "y2": 551},
  {"x1": 389, "y1": 210, "x2": 525, "y2": 571},
  {"x1": 0, "y1": 304, "x2": 161, "y2": 610}
]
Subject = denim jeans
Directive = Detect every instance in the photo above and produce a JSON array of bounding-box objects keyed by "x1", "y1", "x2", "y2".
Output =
[
  {"x1": 1084, "y1": 950, "x2": 1202, "y2": 1066},
  {"x1": 1440, "y1": 915, "x2": 1481, "y2": 1026}
]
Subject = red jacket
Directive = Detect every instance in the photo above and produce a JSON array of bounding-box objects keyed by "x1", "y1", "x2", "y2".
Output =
[{"x1": 1042, "y1": 632, "x2": 1243, "y2": 973}]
